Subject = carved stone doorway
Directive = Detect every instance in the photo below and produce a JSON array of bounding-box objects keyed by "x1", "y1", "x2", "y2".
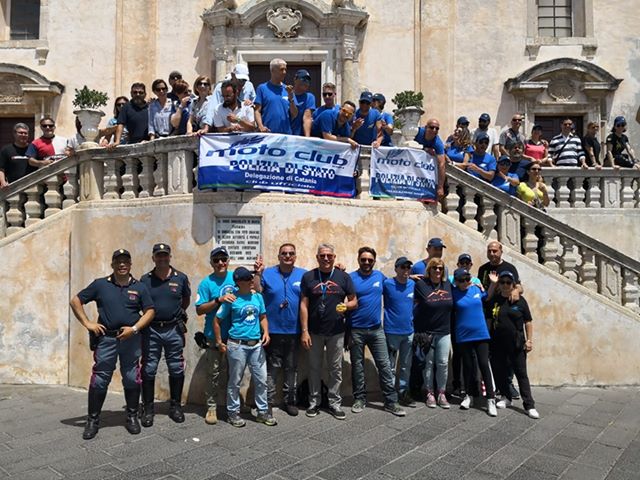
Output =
[{"x1": 0, "y1": 117, "x2": 35, "y2": 146}]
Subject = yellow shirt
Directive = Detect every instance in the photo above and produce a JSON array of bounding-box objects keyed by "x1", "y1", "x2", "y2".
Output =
[{"x1": 517, "y1": 182, "x2": 544, "y2": 205}]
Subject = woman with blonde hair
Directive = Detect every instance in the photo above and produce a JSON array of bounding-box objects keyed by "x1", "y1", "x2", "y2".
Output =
[
  {"x1": 192, "y1": 75, "x2": 212, "y2": 134},
  {"x1": 446, "y1": 127, "x2": 473, "y2": 165}
]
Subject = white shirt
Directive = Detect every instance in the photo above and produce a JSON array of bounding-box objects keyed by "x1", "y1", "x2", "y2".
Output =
[{"x1": 212, "y1": 102, "x2": 255, "y2": 129}]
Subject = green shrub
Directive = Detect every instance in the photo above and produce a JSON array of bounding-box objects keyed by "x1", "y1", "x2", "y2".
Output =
[
  {"x1": 391, "y1": 90, "x2": 424, "y2": 110},
  {"x1": 72, "y1": 86, "x2": 109, "y2": 109}
]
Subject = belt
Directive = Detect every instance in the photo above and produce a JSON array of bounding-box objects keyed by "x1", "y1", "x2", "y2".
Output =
[
  {"x1": 152, "y1": 319, "x2": 178, "y2": 328},
  {"x1": 228, "y1": 338, "x2": 260, "y2": 346},
  {"x1": 103, "y1": 329, "x2": 121, "y2": 337},
  {"x1": 352, "y1": 324, "x2": 382, "y2": 332}
]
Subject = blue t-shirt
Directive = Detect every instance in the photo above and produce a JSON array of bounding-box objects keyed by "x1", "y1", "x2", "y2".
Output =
[
  {"x1": 312, "y1": 104, "x2": 340, "y2": 120},
  {"x1": 170, "y1": 99, "x2": 193, "y2": 135},
  {"x1": 451, "y1": 284, "x2": 490, "y2": 343},
  {"x1": 491, "y1": 172, "x2": 519, "y2": 195},
  {"x1": 260, "y1": 266, "x2": 306, "y2": 334},
  {"x1": 414, "y1": 129, "x2": 445, "y2": 155},
  {"x1": 195, "y1": 271, "x2": 236, "y2": 340},
  {"x1": 254, "y1": 81, "x2": 292, "y2": 134},
  {"x1": 382, "y1": 278, "x2": 415, "y2": 335},
  {"x1": 352, "y1": 108, "x2": 382, "y2": 146},
  {"x1": 217, "y1": 292, "x2": 266, "y2": 341},
  {"x1": 77, "y1": 276, "x2": 154, "y2": 330},
  {"x1": 348, "y1": 270, "x2": 385, "y2": 328},
  {"x1": 445, "y1": 144, "x2": 473, "y2": 163},
  {"x1": 380, "y1": 111, "x2": 394, "y2": 147},
  {"x1": 290, "y1": 92, "x2": 316, "y2": 136},
  {"x1": 140, "y1": 268, "x2": 191, "y2": 323},
  {"x1": 468, "y1": 152, "x2": 496, "y2": 180},
  {"x1": 410, "y1": 260, "x2": 449, "y2": 278},
  {"x1": 311, "y1": 109, "x2": 351, "y2": 139},
  {"x1": 509, "y1": 159, "x2": 532, "y2": 181}
]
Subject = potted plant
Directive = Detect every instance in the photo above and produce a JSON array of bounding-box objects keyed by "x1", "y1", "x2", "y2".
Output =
[
  {"x1": 72, "y1": 86, "x2": 109, "y2": 146},
  {"x1": 392, "y1": 90, "x2": 425, "y2": 144}
]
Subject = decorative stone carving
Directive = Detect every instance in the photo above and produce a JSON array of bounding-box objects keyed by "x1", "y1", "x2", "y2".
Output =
[
  {"x1": 547, "y1": 77, "x2": 575, "y2": 102},
  {"x1": 214, "y1": 46, "x2": 231, "y2": 61},
  {"x1": 266, "y1": 7, "x2": 303, "y2": 39},
  {"x1": 333, "y1": 0, "x2": 359, "y2": 8}
]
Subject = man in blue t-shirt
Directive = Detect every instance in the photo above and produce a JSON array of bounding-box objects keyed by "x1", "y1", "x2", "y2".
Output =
[
  {"x1": 508, "y1": 141, "x2": 532, "y2": 181},
  {"x1": 414, "y1": 117, "x2": 446, "y2": 199},
  {"x1": 290, "y1": 69, "x2": 316, "y2": 136},
  {"x1": 351, "y1": 91, "x2": 383, "y2": 147},
  {"x1": 311, "y1": 101, "x2": 358, "y2": 148},
  {"x1": 313, "y1": 82, "x2": 340, "y2": 120},
  {"x1": 492, "y1": 155, "x2": 520, "y2": 195},
  {"x1": 348, "y1": 247, "x2": 406, "y2": 417},
  {"x1": 372, "y1": 93, "x2": 394, "y2": 147},
  {"x1": 254, "y1": 58, "x2": 298, "y2": 134},
  {"x1": 462, "y1": 132, "x2": 496, "y2": 182},
  {"x1": 70, "y1": 249, "x2": 155, "y2": 440},
  {"x1": 195, "y1": 246, "x2": 237, "y2": 425},
  {"x1": 411, "y1": 237, "x2": 448, "y2": 278},
  {"x1": 254, "y1": 243, "x2": 307, "y2": 416},
  {"x1": 383, "y1": 257, "x2": 416, "y2": 407}
]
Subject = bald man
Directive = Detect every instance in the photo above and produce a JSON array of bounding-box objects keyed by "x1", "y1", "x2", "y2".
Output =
[{"x1": 414, "y1": 118, "x2": 446, "y2": 199}]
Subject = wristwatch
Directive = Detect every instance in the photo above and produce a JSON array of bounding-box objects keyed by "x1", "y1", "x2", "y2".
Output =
[{"x1": 132, "y1": 325, "x2": 139, "y2": 335}]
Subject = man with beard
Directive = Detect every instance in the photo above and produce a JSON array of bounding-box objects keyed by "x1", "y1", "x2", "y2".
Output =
[
  {"x1": 0, "y1": 123, "x2": 34, "y2": 187},
  {"x1": 311, "y1": 101, "x2": 358, "y2": 148},
  {"x1": 212, "y1": 80, "x2": 256, "y2": 132},
  {"x1": 111, "y1": 83, "x2": 150, "y2": 145},
  {"x1": 289, "y1": 69, "x2": 316, "y2": 137},
  {"x1": 351, "y1": 91, "x2": 382, "y2": 147}
]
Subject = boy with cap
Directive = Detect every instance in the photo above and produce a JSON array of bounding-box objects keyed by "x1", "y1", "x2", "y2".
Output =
[
  {"x1": 372, "y1": 93, "x2": 394, "y2": 146},
  {"x1": 411, "y1": 237, "x2": 448, "y2": 277},
  {"x1": 383, "y1": 257, "x2": 416, "y2": 407},
  {"x1": 351, "y1": 91, "x2": 383, "y2": 147},
  {"x1": 491, "y1": 156, "x2": 520, "y2": 195},
  {"x1": 195, "y1": 246, "x2": 237, "y2": 425},
  {"x1": 290, "y1": 69, "x2": 316, "y2": 136},
  {"x1": 215, "y1": 267, "x2": 275, "y2": 427},
  {"x1": 139, "y1": 243, "x2": 191, "y2": 427},
  {"x1": 70, "y1": 249, "x2": 155, "y2": 440}
]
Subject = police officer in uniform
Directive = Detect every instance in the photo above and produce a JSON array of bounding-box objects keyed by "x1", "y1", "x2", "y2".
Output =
[
  {"x1": 70, "y1": 249, "x2": 155, "y2": 440},
  {"x1": 139, "y1": 243, "x2": 191, "y2": 426}
]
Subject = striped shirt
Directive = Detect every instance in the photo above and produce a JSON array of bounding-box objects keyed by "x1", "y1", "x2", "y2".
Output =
[{"x1": 549, "y1": 133, "x2": 585, "y2": 167}]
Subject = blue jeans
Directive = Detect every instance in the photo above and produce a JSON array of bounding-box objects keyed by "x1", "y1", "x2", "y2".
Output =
[
  {"x1": 226, "y1": 341, "x2": 268, "y2": 414},
  {"x1": 350, "y1": 327, "x2": 397, "y2": 405},
  {"x1": 422, "y1": 334, "x2": 451, "y2": 392},
  {"x1": 385, "y1": 333, "x2": 414, "y2": 395}
]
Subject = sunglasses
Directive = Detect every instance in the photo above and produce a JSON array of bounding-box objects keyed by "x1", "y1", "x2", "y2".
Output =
[
  {"x1": 563, "y1": 123, "x2": 573, "y2": 127},
  {"x1": 211, "y1": 257, "x2": 229, "y2": 263},
  {"x1": 131, "y1": 90, "x2": 145, "y2": 95},
  {"x1": 41, "y1": 124, "x2": 55, "y2": 128},
  {"x1": 198, "y1": 82, "x2": 211, "y2": 87},
  {"x1": 456, "y1": 276, "x2": 471, "y2": 283},
  {"x1": 155, "y1": 87, "x2": 168, "y2": 92},
  {"x1": 322, "y1": 92, "x2": 334, "y2": 97},
  {"x1": 431, "y1": 266, "x2": 444, "y2": 271},
  {"x1": 499, "y1": 280, "x2": 513, "y2": 285},
  {"x1": 616, "y1": 123, "x2": 626, "y2": 127},
  {"x1": 318, "y1": 254, "x2": 335, "y2": 259},
  {"x1": 427, "y1": 125, "x2": 440, "y2": 130},
  {"x1": 340, "y1": 109, "x2": 354, "y2": 118},
  {"x1": 530, "y1": 168, "x2": 541, "y2": 172},
  {"x1": 359, "y1": 258, "x2": 375, "y2": 264},
  {"x1": 280, "y1": 251, "x2": 296, "y2": 257},
  {"x1": 116, "y1": 103, "x2": 127, "y2": 107},
  {"x1": 512, "y1": 118, "x2": 523, "y2": 122}
]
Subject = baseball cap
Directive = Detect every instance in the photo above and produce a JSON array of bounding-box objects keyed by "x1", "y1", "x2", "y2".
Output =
[
  {"x1": 112, "y1": 248, "x2": 131, "y2": 260},
  {"x1": 427, "y1": 237, "x2": 446, "y2": 248},
  {"x1": 475, "y1": 131, "x2": 490, "y2": 143},
  {"x1": 372, "y1": 93, "x2": 386, "y2": 103},
  {"x1": 359, "y1": 91, "x2": 373, "y2": 103},
  {"x1": 497, "y1": 155, "x2": 512, "y2": 165},
  {"x1": 453, "y1": 268, "x2": 470, "y2": 281},
  {"x1": 294, "y1": 69, "x2": 311, "y2": 81},
  {"x1": 394, "y1": 256, "x2": 413, "y2": 268},
  {"x1": 614, "y1": 115, "x2": 626, "y2": 126},
  {"x1": 457, "y1": 116, "x2": 470, "y2": 126},
  {"x1": 498, "y1": 271, "x2": 515, "y2": 281},
  {"x1": 479, "y1": 113, "x2": 491, "y2": 122},
  {"x1": 233, "y1": 266, "x2": 254, "y2": 282},
  {"x1": 169, "y1": 70, "x2": 182, "y2": 80},
  {"x1": 233, "y1": 63, "x2": 250, "y2": 81},
  {"x1": 457, "y1": 253, "x2": 472, "y2": 263},
  {"x1": 210, "y1": 246, "x2": 229, "y2": 258},
  {"x1": 152, "y1": 243, "x2": 171, "y2": 255}
]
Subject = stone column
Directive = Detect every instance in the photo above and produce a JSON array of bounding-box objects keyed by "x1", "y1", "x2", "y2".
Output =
[
  {"x1": 79, "y1": 161, "x2": 104, "y2": 201},
  {"x1": 341, "y1": 33, "x2": 358, "y2": 103}
]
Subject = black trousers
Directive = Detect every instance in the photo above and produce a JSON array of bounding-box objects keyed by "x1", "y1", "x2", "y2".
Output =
[
  {"x1": 459, "y1": 340, "x2": 494, "y2": 399},
  {"x1": 490, "y1": 340, "x2": 535, "y2": 410}
]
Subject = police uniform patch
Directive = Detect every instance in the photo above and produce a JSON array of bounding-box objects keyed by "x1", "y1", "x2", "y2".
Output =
[{"x1": 128, "y1": 290, "x2": 139, "y2": 301}]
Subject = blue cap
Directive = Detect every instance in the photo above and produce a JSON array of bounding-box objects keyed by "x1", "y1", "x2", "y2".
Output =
[
  {"x1": 233, "y1": 266, "x2": 253, "y2": 282},
  {"x1": 427, "y1": 237, "x2": 446, "y2": 248},
  {"x1": 453, "y1": 268, "x2": 471, "y2": 281},
  {"x1": 479, "y1": 113, "x2": 491, "y2": 122},
  {"x1": 294, "y1": 69, "x2": 311, "y2": 81},
  {"x1": 614, "y1": 116, "x2": 626, "y2": 126},
  {"x1": 475, "y1": 132, "x2": 490, "y2": 143},
  {"x1": 372, "y1": 93, "x2": 386, "y2": 103},
  {"x1": 394, "y1": 256, "x2": 413, "y2": 268},
  {"x1": 498, "y1": 155, "x2": 512, "y2": 164},
  {"x1": 152, "y1": 243, "x2": 171, "y2": 254},
  {"x1": 457, "y1": 253, "x2": 472, "y2": 263},
  {"x1": 457, "y1": 116, "x2": 470, "y2": 125},
  {"x1": 359, "y1": 91, "x2": 373, "y2": 103},
  {"x1": 112, "y1": 248, "x2": 131, "y2": 260},
  {"x1": 210, "y1": 246, "x2": 229, "y2": 258},
  {"x1": 498, "y1": 271, "x2": 515, "y2": 281}
]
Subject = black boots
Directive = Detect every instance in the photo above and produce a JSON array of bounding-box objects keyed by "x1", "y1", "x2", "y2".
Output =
[
  {"x1": 124, "y1": 387, "x2": 141, "y2": 435},
  {"x1": 83, "y1": 388, "x2": 107, "y2": 440},
  {"x1": 169, "y1": 376, "x2": 185, "y2": 423},
  {"x1": 140, "y1": 378, "x2": 155, "y2": 427}
]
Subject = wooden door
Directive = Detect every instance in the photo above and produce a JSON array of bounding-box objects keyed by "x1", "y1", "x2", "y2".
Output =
[
  {"x1": 533, "y1": 115, "x2": 584, "y2": 141},
  {"x1": 0, "y1": 117, "x2": 35, "y2": 147}
]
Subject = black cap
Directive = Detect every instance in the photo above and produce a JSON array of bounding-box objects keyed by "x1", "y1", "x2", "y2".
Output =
[
  {"x1": 359, "y1": 91, "x2": 373, "y2": 103},
  {"x1": 294, "y1": 69, "x2": 311, "y2": 81},
  {"x1": 479, "y1": 113, "x2": 491, "y2": 122},
  {"x1": 152, "y1": 243, "x2": 171, "y2": 255},
  {"x1": 394, "y1": 256, "x2": 413, "y2": 268},
  {"x1": 372, "y1": 93, "x2": 386, "y2": 103},
  {"x1": 497, "y1": 155, "x2": 512, "y2": 164},
  {"x1": 427, "y1": 237, "x2": 446, "y2": 248},
  {"x1": 457, "y1": 116, "x2": 470, "y2": 126},
  {"x1": 169, "y1": 70, "x2": 182, "y2": 79},
  {"x1": 210, "y1": 246, "x2": 229, "y2": 258},
  {"x1": 112, "y1": 248, "x2": 131, "y2": 260},
  {"x1": 233, "y1": 266, "x2": 253, "y2": 282},
  {"x1": 498, "y1": 271, "x2": 515, "y2": 281},
  {"x1": 457, "y1": 253, "x2": 472, "y2": 263},
  {"x1": 453, "y1": 268, "x2": 470, "y2": 281},
  {"x1": 475, "y1": 132, "x2": 490, "y2": 143}
]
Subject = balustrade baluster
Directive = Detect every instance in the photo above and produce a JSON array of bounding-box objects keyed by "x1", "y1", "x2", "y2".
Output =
[
  {"x1": 540, "y1": 227, "x2": 560, "y2": 272},
  {"x1": 137, "y1": 156, "x2": 155, "y2": 198},
  {"x1": 585, "y1": 175, "x2": 602, "y2": 208},
  {"x1": 559, "y1": 237, "x2": 578, "y2": 281},
  {"x1": 521, "y1": 217, "x2": 538, "y2": 260},
  {"x1": 578, "y1": 247, "x2": 598, "y2": 291},
  {"x1": 5, "y1": 194, "x2": 25, "y2": 234},
  {"x1": 444, "y1": 177, "x2": 460, "y2": 221},
  {"x1": 479, "y1": 195, "x2": 497, "y2": 239},
  {"x1": 621, "y1": 177, "x2": 635, "y2": 208},
  {"x1": 121, "y1": 158, "x2": 137, "y2": 200},
  {"x1": 545, "y1": 177, "x2": 556, "y2": 208},
  {"x1": 153, "y1": 154, "x2": 167, "y2": 197},
  {"x1": 44, "y1": 176, "x2": 63, "y2": 217},
  {"x1": 23, "y1": 184, "x2": 43, "y2": 226},
  {"x1": 460, "y1": 186, "x2": 478, "y2": 230},
  {"x1": 622, "y1": 269, "x2": 640, "y2": 312},
  {"x1": 103, "y1": 159, "x2": 120, "y2": 199},
  {"x1": 185, "y1": 150, "x2": 195, "y2": 194},
  {"x1": 62, "y1": 167, "x2": 79, "y2": 209},
  {"x1": 556, "y1": 176, "x2": 570, "y2": 207},
  {"x1": 571, "y1": 176, "x2": 586, "y2": 208}
]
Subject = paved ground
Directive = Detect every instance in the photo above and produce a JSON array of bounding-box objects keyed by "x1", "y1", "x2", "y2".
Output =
[{"x1": 0, "y1": 385, "x2": 639, "y2": 480}]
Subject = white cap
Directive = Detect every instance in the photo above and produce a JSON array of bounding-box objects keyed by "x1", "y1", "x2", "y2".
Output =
[{"x1": 233, "y1": 63, "x2": 250, "y2": 81}]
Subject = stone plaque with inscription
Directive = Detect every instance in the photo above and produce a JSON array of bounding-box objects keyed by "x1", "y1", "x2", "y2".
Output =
[{"x1": 215, "y1": 217, "x2": 262, "y2": 264}]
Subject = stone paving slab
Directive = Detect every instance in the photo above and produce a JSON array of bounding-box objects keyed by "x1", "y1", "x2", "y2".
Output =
[{"x1": 0, "y1": 385, "x2": 639, "y2": 479}]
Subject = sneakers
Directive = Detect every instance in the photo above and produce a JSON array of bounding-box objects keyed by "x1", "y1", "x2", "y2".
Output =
[
  {"x1": 399, "y1": 391, "x2": 417, "y2": 408},
  {"x1": 256, "y1": 411, "x2": 277, "y2": 426},
  {"x1": 496, "y1": 396, "x2": 512, "y2": 409},
  {"x1": 426, "y1": 392, "x2": 437, "y2": 408},
  {"x1": 527, "y1": 408, "x2": 540, "y2": 419},
  {"x1": 384, "y1": 403, "x2": 406, "y2": 417},
  {"x1": 205, "y1": 408, "x2": 218, "y2": 425},
  {"x1": 509, "y1": 384, "x2": 521, "y2": 400},
  {"x1": 351, "y1": 399, "x2": 366, "y2": 414},
  {"x1": 305, "y1": 405, "x2": 320, "y2": 417},
  {"x1": 460, "y1": 395, "x2": 474, "y2": 410},
  {"x1": 227, "y1": 411, "x2": 246, "y2": 428},
  {"x1": 487, "y1": 398, "x2": 498, "y2": 417},
  {"x1": 283, "y1": 404, "x2": 299, "y2": 417},
  {"x1": 437, "y1": 391, "x2": 450, "y2": 409},
  {"x1": 328, "y1": 406, "x2": 346, "y2": 420}
]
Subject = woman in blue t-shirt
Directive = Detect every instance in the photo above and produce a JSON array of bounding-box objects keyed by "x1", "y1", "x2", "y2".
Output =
[
  {"x1": 445, "y1": 127, "x2": 473, "y2": 164},
  {"x1": 451, "y1": 268, "x2": 497, "y2": 417}
]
